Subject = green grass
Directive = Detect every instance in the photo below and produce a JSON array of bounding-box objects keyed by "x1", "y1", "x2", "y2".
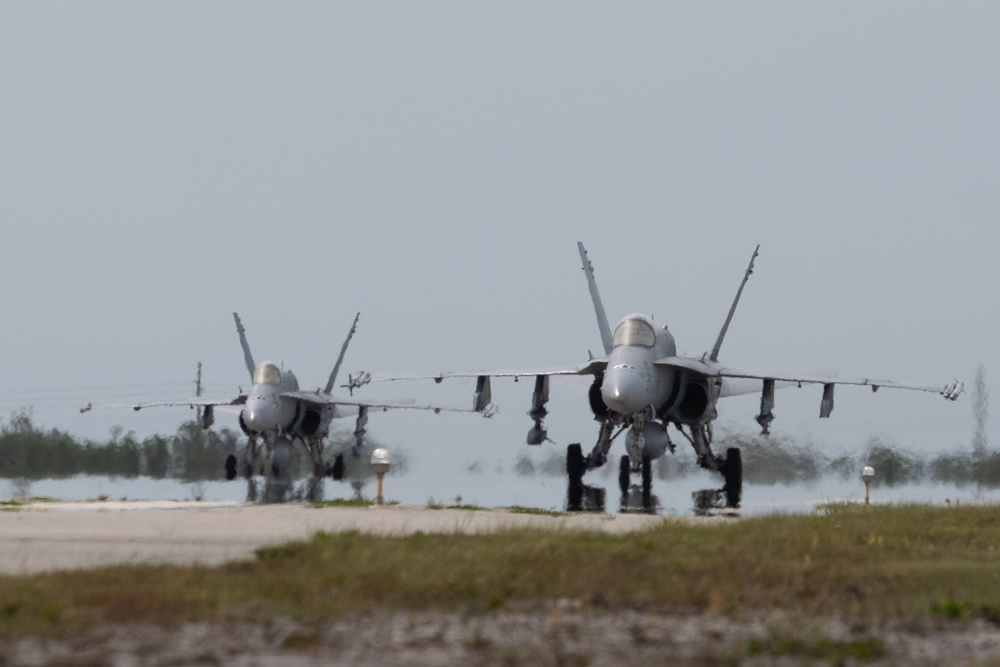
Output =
[
  {"x1": 421, "y1": 501, "x2": 489, "y2": 510},
  {"x1": 930, "y1": 599, "x2": 1000, "y2": 623},
  {"x1": 309, "y1": 498, "x2": 373, "y2": 508},
  {"x1": 747, "y1": 635, "x2": 886, "y2": 661},
  {"x1": 0, "y1": 497, "x2": 60, "y2": 511},
  {"x1": 2, "y1": 504, "x2": 1000, "y2": 639},
  {"x1": 0, "y1": 497, "x2": 59, "y2": 506},
  {"x1": 506, "y1": 506, "x2": 567, "y2": 517}
]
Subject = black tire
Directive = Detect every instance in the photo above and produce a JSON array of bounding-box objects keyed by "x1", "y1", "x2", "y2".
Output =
[
  {"x1": 641, "y1": 455, "x2": 653, "y2": 511},
  {"x1": 330, "y1": 453, "x2": 345, "y2": 481},
  {"x1": 722, "y1": 447, "x2": 742, "y2": 508},
  {"x1": 224, "y1": 454, "x2": 237, "y2": 481},
  {"x1": 566, "y1": 443, "x2": 584, "y2": 511},
  {"x1": 618, "y1": 455, "x2": 630, "y2": 499}
]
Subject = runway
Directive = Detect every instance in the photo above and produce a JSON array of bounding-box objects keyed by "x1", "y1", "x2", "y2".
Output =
[{"x1": 0, "y1": 500, "x2": 669, "y2": 575}]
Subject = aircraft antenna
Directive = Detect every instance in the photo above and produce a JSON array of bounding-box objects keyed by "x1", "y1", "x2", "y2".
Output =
[
  {"x1": 710, "y1": 245, "x2": 760, "y2": 362},
  {"x1": 233, "y1": 312, "x2": 256, "y2": 381},
  {"x1": 577, "y1": 242, "x2": 614, "y2": 355},
  {"x1": 194, "y1": 362, "x2": 203, "y2": 423},
  {"x1": 325, "y1": 312, "x2": 361, "y2": 395}
]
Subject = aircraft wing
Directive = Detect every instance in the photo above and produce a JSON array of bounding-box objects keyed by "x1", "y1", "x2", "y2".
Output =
[
  {"x1": 717, "y1": 377, "x2": 791, "y2": 398},
  {"x1": 368, "y1": 359, "x2": 608, "y2": 383},
  {"x1": 80, "y1": 395, "x2": 247, "y2": 413},
  {"x1": 655, "y1": 356, "x2": 962, "y2": 399},
  {"x1": 281, "y1": 391, "x2": 476, "y2": 413}
]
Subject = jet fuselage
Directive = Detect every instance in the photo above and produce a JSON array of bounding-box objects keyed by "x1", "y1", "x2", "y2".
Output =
[
  {"x1": 600, "y1": 313, "x2": 676, "y2": 417},
  {"x1": 240, "y1": 361, "x2": 301, "y2": 437}
]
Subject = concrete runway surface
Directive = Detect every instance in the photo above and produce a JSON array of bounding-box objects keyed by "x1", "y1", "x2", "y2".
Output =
[{"x1": 0, "y1": 501, "x2": 673, "y2": 575}]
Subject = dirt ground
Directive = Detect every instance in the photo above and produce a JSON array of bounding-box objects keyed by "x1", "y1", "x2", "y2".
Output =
[{"x1": 5, "y1": 607, "x2": 1000, "y2": 666}]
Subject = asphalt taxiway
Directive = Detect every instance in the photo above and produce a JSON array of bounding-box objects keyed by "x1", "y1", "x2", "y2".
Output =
[{"x1": 0, "y1": 500, "x2": 672, "y2": 574}]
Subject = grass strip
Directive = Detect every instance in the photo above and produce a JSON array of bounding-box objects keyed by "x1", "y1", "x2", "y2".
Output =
[
  {"x1": 506, "y1": 506, "x2": 567, "y2": 517},
  {"x1": 1, "y1": 504, "x2": 999, "y2": 638}
]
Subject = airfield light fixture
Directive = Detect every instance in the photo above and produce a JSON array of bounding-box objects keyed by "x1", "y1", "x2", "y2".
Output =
[
  {"x1": 370, "y1": 448, "x2": 392, "y2": 505},
  {"x1": 862, "y1": 466, "x2": 876, "y2": 505}
]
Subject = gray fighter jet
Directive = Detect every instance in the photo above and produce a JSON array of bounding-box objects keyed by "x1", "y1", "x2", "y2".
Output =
[
  {"x1": 83, "y1": 313, "x2": 469, "y2": 502},
  {"x1": 369, "y1": 243, "x2": 963, "y2": 512}
]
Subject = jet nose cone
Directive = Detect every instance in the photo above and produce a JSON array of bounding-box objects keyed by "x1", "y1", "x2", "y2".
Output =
[
  {"x1": 603, "y1": 389, "x2": 632, "y2": 414},
  {"x1": 602, "y1": 369, "x2": 646, "y2": 415},
  {"x1": 244, "y1": 410, "x2": 263, "y2": 431},
  {"x1": 243, "y1": 400, "x2": 277, "y2": 433}
]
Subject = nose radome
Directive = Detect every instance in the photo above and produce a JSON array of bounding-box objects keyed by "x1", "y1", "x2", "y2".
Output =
[
  {"x1": 244, "y1": 409, "x2": 262, "y2": 431},
  {"x1": 602, "y1": 370, "x2": 645, "y2": 415},
  {"x1": 244, "y1": 399, "x2": 277, "y2": 432}
]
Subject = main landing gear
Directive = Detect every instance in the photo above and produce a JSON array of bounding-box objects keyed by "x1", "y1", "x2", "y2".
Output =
[
  {"x1": 564, "y1": 420, "x2": 743, "y2": 515},
  {"x1": 566, "y1": 443, "x2": 606, "y2": 512},
  {"x1": 690, "y1": 446, "x2": 742, "y2": 515},
  {"x1": 721, "y1": 447, "x2": 742, "y2": 508}
]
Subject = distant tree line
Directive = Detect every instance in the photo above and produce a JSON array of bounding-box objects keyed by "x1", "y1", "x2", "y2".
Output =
[
  {"x1": 513, "y1": 429, "x2": 1000, "y2": 488},
  {"x1": 726, "y1": 431, "x2": 1000, "y2": 488},
  {"x1": 0, "y1": 409, "x2": 241, "y2": 482},
  {"x1": 0, "y1": 409, "x2": 401, "y2": 484},
  {"x1": 4, "y1": 406, "x2": 995, "y2": 489}
]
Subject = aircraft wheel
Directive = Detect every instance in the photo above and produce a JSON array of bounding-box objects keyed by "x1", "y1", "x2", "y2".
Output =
[
  {"x1": 224, "y1": 454, "x2": 237, "y2": 481},
  {"x1": 329, "y1": 453, "x2": 345, "y2": 481},
  {"x1": 641, "y1": 455, "x2": 652, "y2": 511},
  {"x1": 722, "y1": 447, "x2": 742, "y2": 508},
  {"x1": 618, "y1": 455, "x2": 630, "y2": 499},
  {"x1": 566, "y1": 443, "x2": 584, "y2": 511}
]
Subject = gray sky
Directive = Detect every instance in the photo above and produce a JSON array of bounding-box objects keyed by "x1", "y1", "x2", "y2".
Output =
[{"x1": 1, "y1": 3, "x2": 997, "y2": 474}]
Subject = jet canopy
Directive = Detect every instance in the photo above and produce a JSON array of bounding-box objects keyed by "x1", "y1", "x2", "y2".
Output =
[
  {"x1": 612, "y1": 317, "x2": 656, "y2": 348},
  {"x1": 253, "y1": 362, "x2": 282, "y2": 385}
]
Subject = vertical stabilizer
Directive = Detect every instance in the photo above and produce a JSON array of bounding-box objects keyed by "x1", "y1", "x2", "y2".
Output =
[
  {"x1": 324, "y1": 312, "x2": 361, "y2": 394},
  {"x1": 577, "y1": 242, "x2": 614, "y2": 355},
  {"x1": 709, "y1": 245, "x2": 760, "y2": 362},
  {"x1": 233, "y1": 313, "x2": 256, "y2": 381}
]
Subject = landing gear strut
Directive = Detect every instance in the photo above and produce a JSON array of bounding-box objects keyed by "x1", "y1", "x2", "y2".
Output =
[
  {"x1": 304, "y1": 437, "x2": 325, "y2": 502},
  {"x1": 264, "y1": 436, "x2": 293, "y2": 503},
  {"x1": 242, "y1": 436, "x2": 260, "y2": 502},
  {"x1": 641, "y1": 455, "x2": 652, "y2": 511}
]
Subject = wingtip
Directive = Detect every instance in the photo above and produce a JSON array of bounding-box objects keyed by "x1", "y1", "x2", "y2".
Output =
[{"x1": 943, "y1": 381, "x2": 964, "y2": 401}]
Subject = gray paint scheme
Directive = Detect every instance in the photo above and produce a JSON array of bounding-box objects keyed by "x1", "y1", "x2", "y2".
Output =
[
  {"x1": 371, "y1": 243, "x2": 962, "y2": 507},
  {"x1": 83, "y1": 313, "x2": 471, "y2": 501}
]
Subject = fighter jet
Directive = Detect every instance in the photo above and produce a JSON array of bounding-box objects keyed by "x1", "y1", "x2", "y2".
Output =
[
  {"x1": 367, "y1": 243, "x2": 963, "y2": 512},
  {"x1": 82, "y1": 312, "x2": 470, "y2": 502}
]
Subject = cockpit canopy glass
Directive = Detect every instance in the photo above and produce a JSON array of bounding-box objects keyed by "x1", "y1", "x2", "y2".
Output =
[
  {"x1": 253, "y1": 363, "x2": 282, "y2": 385},
  {"x1": 612, "y1": 318, "x2": 656, "y2": 348}
]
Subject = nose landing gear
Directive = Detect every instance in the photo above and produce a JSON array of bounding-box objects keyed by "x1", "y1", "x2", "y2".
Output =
[{"x1": 617, "y1": 454, "x2": 656, "y2": 513}]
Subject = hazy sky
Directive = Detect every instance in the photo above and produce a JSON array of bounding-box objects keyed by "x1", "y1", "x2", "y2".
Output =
[{"x1": 2, "y1": 3, "x2": 998, "y2": 482}]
